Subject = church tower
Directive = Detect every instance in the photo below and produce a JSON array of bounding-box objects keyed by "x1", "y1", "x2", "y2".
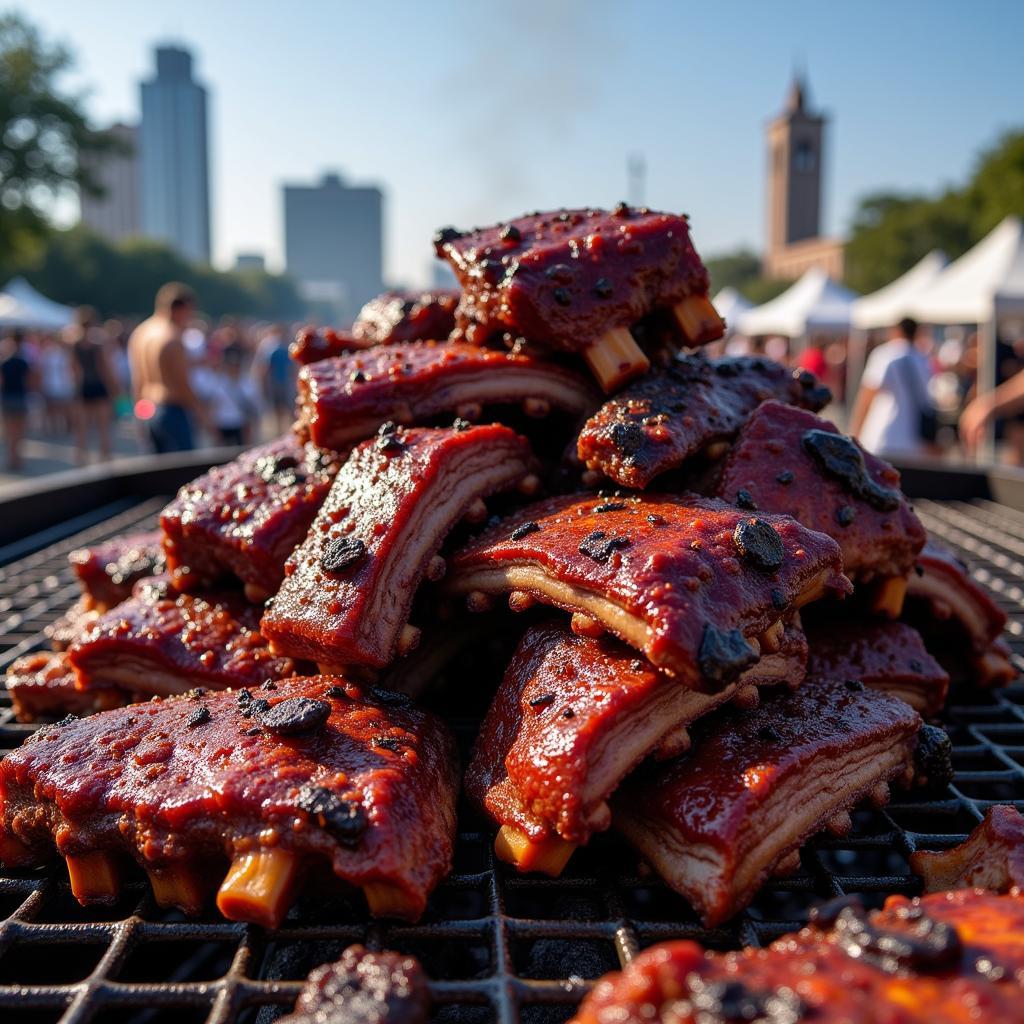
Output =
[{"x1": 763, "y1": 75, "x2": 843, "y2": 280}]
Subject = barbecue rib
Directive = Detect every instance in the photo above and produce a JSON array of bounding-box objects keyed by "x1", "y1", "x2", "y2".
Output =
[
  {"x1": 295, "y1": 341, "x2": 597, "y2": 452},
  {"x1": 578, "y1": 358, "x2": 830, "y2": 488},
  {"x1": 911, "y1": 805, "x2": 1024, "y2": 894},
  {"x1": 161, "y1": 436, "x2": 344, "y2": 603},
  {"x1": 905, "y1": 540, "x2": 1015, "y2": 687},
  {"x1": 281, "y1": 946, "x2": 429, "y2": 1024},
  {"x1": 805, "y1": 617, "x2": 949, "y2": 716},
  {"x1": 45, "y1": 596, "x2": 100, "y2": 651},
  {"x1": 352, "y1": 289, "x2": 459, "y2": 345},
  {"x1": 289, "y1": 326, "x2": 368, "y2": 366},
  {"x1": 571, "y1": 890, "x2": 1024, "y2": 1024},
  {"x1": 0, "y1": 676, "x2": 459, "y2": 926},
  {"x1": 262, "y1": 424, "x2": 536, "y2": 671},
  {"x1": 445, "y1": 493, "x2": 849, "y2": 687},
  {"x1": 68, "y1": 577, "x2": 296, "y2": 698},
  {"x1": 468, "y1": 620, "x2": 807, "y2": 877},
  {"x1": 613, "y1": 679, "x2": 920, "y2": 925},
  {"x1": 69, "y1": 530, "x2": 166, "y2": 611},
  {"x1": 717, "y1": 401, "x2": 925, "y2": 617},
  {"x1": 434, "y1": 206, "x2": 723, "y2": 391},
  {"x1": 5, "y1": 651, "x2": 128, "y2": 723}
]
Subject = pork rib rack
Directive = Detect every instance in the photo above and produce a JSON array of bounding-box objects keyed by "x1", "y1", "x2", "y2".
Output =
[
  {"x1": 434, "y1": 206, "x2": 724, "y2": 391},
  {"x1": 445, "y1": 493, "x2": 849, "y2": 688},
  {"x1": 352, "y1": 289, "x2": 459, "y2": 345},
  {"x1": 69, "y1": 530, "x2": 165, "y2": 612},
  {"x1": 0, "y1": 676, "x2": 459, "y2": 927}
]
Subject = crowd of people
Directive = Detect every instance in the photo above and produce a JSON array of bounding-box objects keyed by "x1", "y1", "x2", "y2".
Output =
[
  {"x1": 0, "y1": 283, "x2": 297, "y2": 471},
  {"x1": 1, "y1": 281, "x2": 1024, "y2": 473}
]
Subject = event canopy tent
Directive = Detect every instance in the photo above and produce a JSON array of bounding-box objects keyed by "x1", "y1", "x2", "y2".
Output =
[
  {"x1": 910, "y1": 216, "x2": 1024, "y2": 325},
  {"x1": 711, "y1": 286, "x2": 753, "y2": 333},
  {"x1": 0, "y1": 278, "x2": 74, "y2": 331},
  {"x1": 851, "y1": 250, "x2": 947, "y2": 331},
  {"x1": 737, "y1": 267, "x2": 858, "y2": 338}
]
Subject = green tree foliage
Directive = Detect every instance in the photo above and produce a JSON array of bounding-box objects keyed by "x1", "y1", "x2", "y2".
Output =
[
  {"x1": 22, "y1": 226, "x2": 304, "y2": 320},
  {"x1": 704, "y1": 247, "x2": 790, "y2": 304},
  {"x1": 844, "y1": 131, "x2": 1024, "y2": 294},
  {"x1": 0, "y1": 14, "x2": 122, "y2": 275}
]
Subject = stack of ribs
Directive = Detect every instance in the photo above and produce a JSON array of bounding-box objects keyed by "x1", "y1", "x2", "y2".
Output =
[{"x1": 0, "y1": 202, "x2": 1015, "y2": 948}]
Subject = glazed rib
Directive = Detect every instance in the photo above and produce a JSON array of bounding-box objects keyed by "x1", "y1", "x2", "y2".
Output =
[
  {"x1": 571, "y1": 891, "x2": 1024, "y2": 1024},
  {"x1": 5, "y1": 651, "x2": 128, "y2": 723},
  {"x1": 289, "y1": 326, "x2": 368, "y2": 366},
  {"x1": 69, "y1": 530, "x2": 166, "y2": 611},
  {"x1": 905, "y1": 540, "x2": 1015, "y2": 687},
  {"x1": 716, "y1": 401, "x2": 925, "y2": 588},
  {"x1": 0, "y1": 676, "x2": 459, "y2": 926},
  {"x1": 806, "y1": 617, "x2": 949, "y2": 716},
  {"x1": 161, "y1": 436, "x2": 344, "y2": 602},
  {"x1": 295, "y1": 341, "x2": 597, "y2": 451},
  {"x1": 281, "y1": 946, "x2": 429, "y2": 1024},
  {"x1": 613, "y1": 679, "x2": 920, "y2": 925},
  {"x1": 445, "y1": 493, "x2": 849, "y2": 688},
  {"x1": 262, "y1": 424, "x2": 536, "y2": 670},
  {"x1": 911, "y1": 805, "x2": 1024, "y2": 894},
  {"x1": 352, "y1": 289, "x2": 458, "y2": 345},
  {"x1": 578, "y1": 358, "x2": 830, "y2": 488},
  {"x1": 45, "y1": 596, "x2": 100, "y2": 651},
  {"x1": 68, "y1": 577, "x2": 296, "y2": 698}
]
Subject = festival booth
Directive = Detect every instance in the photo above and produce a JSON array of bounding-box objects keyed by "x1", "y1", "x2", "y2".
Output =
[
  {"x1": 910, "y1": 217, "x2": 1024, "y2": 457},
  {"x1": 711, "y1": 286, "x2": 753, "y2": 336},
  {"x1": 737, "y1": 266, "x2": 857, "y2": 345},
  {"x1": 0, "y1": 277, "x2": 75, "y2": 331},
  {"x1": 846, "y1": 250, "x2": 948, "y2": 397}
]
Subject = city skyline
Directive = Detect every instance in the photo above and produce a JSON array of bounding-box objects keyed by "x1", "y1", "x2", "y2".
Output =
[{"x1": 27, "y1": 0, "x2": 1024, "y2": 287}]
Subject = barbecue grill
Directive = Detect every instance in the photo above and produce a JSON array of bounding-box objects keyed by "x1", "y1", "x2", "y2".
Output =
[{"x1": 0, "y1": 459, "x2": 1022, "y2": 1024}]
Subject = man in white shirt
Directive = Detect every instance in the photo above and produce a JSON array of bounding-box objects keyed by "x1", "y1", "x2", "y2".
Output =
[{"x1": 850, "y1": 318, "x2": 934, "y2": 459}]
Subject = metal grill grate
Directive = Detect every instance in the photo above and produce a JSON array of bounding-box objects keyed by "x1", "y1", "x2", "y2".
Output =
[{"x1": 0, "y1": 497, "x2": 1021, "y2": 1024}]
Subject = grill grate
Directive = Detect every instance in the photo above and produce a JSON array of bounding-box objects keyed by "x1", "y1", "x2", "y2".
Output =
[{"x1": 0, "y1": 498, "x2": 1022, "y2": 1024}]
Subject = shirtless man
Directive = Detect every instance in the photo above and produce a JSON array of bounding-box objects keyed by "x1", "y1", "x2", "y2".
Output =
[{"x1": 128, "y1": 283, "x2": 209, "y2": 453}]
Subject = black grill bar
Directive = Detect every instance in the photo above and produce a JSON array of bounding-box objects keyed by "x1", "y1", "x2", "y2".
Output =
[{"x1": 0, "y1": 498, "x2": 1022, "y2": 1024}]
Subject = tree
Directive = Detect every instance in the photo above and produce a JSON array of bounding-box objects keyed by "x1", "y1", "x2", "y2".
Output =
[
  {"x1": 0, "y1": 14, "x2": 122, "y2": 275},
  {"x1": 965, "y1": 130, "x2": 1024, "y2": 238},
  {"x1": 703, "y1": 247, "x2": 791, "y2": 305}
]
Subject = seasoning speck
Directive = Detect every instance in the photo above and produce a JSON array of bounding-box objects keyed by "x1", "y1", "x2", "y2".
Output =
[
  {"x1": 735, "y1": 489, "x2": 758, "y2": 511},
  {"x1": 593, "y1": 501, "x2": 626, "y2": 514},
  {"x1": 321, "y1": 536, "x2": 367, "y2": 575},
  {"x1": 260, "y1": 697, "x2": 331, "y2": 735},
  {"x1": 511, "y1": 521, "x2": 540, "y2": 541},
  {"x1": 579, "y1": 530, "x2": 630, "y2": 563},
  {"x1": 733, "y1": 519, "x2": 785, "y2": 573},
  {"x1": 528, "y1": 692, "x2": 556, "y2": 710},
  {"x1": 296, "y1": 786, "x2": 367, "y2": 847},
  {"x1": 187, "y1": 706, "x2": 210, "y2": 728},
  {"x1": 837, "y1": 505, "x2": 856, "y2": 527},
  {"x1": 776, "y1": 470, "x2": 795, "y2": 485}
]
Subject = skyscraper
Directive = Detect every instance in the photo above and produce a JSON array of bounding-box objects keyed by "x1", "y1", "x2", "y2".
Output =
[
  {"x1": 283, "y1": 172, "x2": 384, "y2": 322},
  {"x1": 79, "y1": 122, "x2": 140, "y2": 242},
  {"x1": 139, "y1": 45, "x2": 211, "y2": 264}
]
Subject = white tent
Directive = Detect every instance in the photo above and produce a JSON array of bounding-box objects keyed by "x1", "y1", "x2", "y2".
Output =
[
  {"x1": 712, "y1": 287, "x2": 753, "y2": 333},
  {"x1": 911, "y1": 216, "x2": 1024, "y2": 325},
  {"x1": 0, "y1": 277, "x2": 74, "y2": 330},
  {"x1": 737, "y1": 267, "x2": 858, "y2": 338},
  {"x1": 851, "y1": 250, "x2": 947, "y2": 330}
]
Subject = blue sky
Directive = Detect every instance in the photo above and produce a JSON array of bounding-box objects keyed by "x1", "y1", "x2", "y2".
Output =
[{"x1": 23, "y1": 0, "x2": 1024, "y2": 285}]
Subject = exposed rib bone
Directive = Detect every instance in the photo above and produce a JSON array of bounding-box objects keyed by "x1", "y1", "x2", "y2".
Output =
[
  {"x1": 216, "y1": 847, "x2": 299, "y2": 929},
  {"x1": 66, "y1": 851, "x2": 120, "y2": 905},
  {"x1": 583, "y1": 328, "x2": 650, "y2": 394},
  {"x1": 494, "y1": 825, "x2": 577, "y2": 877}
]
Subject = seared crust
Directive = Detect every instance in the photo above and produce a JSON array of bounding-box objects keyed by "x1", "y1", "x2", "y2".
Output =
[
  {"x1": 717, "y1": 401, "x2": 925, "y2": 581},
  {"x1": 68, "y1": 577, "x2": 296, "y2": 697},
  {"x1": 262, "y1": 425, "x2": 535, "y2": 669},
  {"x1": 0, "y1": 676, "x2": 459, "y2": 921},
  {"x1": 281, "y1": 946, "x2": 429, "y2": 1024},
  {"x1": 912, "y1": 805, "x2": 1024, "y2": 894},
  {"x1": 5, "y1": 651, "x2": 128, "y2": 723},
  {"x1": 352, "y1": 289, "x2": 458, "y2": 345},
  {"x1": 45, "y1": 596, "x2": 100, "y2": 651},
  {"x1": 578, "y1": 359, "x2": 830, "y2": 489},
  {"x1": 806, "y1": 617, "x2": 949, "y2": 716},
  {"x1": 161, "y1": 436, "x2": 344, "y2": 598},
  {"x1": 445, "y1": 493, "x2": 850, "y2": 687},
  {"x1": 295, "y1": 341, "x2": 597, "y2": 451},
  {"x1": 467, "y1": 622, "x2": 739, "y2": 846},
  {"x1": 434, "y1": 206, "x2": 714, "y2": 351},
  {"x1": 69, "y1": 531, "x2": 165, "y2": 611},
  {"x1": 571, "y1": 890, "x2": 1024, "y2": 1024},
  {"x1": 613, "y1": 679, "x2": 920, "y2": 925},
  {"x1": 290, "y1": 327, "x2": 369, "y2": 366}
]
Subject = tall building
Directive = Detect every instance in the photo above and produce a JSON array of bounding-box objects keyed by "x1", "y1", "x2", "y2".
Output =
[
  {"x1": 283, "y1": 172, "x2": 384, "y2": 322},
  {"x1": 763, "y1": 75, "x2": 844, "y2": 281},
  {"x1": 139, "y1": 45, "x2": 211, "y2": 264},
  {"x1": 79, "y1": 122, "x2": 140, "y2": 242}
]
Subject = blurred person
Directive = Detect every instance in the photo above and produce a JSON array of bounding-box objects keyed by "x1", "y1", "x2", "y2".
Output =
[
  {"x1": 849, "y1": 317, "x2": 936, "y2": 460},
  {"x1": 38, "y1": 333, "x2": 74, "y2": 435},
  {"x1": 0, "y1": 330, "x2": 37, "y2": 471},
  {"x1": 128, "y1": 283, "x2": 211, "y2": 453},
  {"x1": 960, "y1": 336, "x2": 1024, "y2": 458},
  {"x1": 67, "y1": 307, "x2": 118, "y2": 463},
  {"x1": 797, "y1": 336, "x2": 828, "y2": 378},
  {"x1": 253, "y1": 323, "x2": 295, "y2": 434},
  {"x1": 104, "y1": 318, "x2": 133, "y2": 417},
  {"x1": 204, "y1": 342, "x2": 261, "y2": 446}
]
